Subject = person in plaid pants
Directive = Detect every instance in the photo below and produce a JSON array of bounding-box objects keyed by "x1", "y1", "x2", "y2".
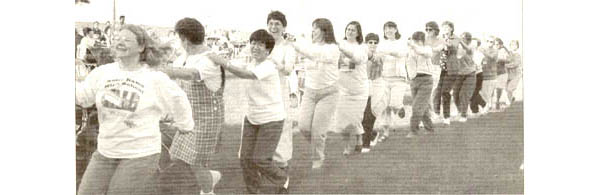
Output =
[{"x1": 157, "y1": 18, "x2": 225, "y2": 195}]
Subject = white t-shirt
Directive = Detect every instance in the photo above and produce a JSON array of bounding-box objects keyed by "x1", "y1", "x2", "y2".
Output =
[
  {"x1": 337, "y1": 40, "x2": 369, "y2": 95},
  {"x1": 76, "y1": 62, "x2": 194, "y2": 158},
  {"x1": 243, "y1": 60, "x2": 286, "y2": 124},
  {"x1": 377, "y1": 39, "x2": 409, "y2": 78},
  {"x1": 172, "y1": 52, "x2": 222, "y2": 92},
  {"x1": 300, "y1": 43, "x2": 341, "y2": 90}
]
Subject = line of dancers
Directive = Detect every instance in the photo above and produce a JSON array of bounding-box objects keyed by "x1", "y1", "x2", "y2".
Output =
[{"x1": 75, "y1": 10, "x2": 522, "y2": 194}]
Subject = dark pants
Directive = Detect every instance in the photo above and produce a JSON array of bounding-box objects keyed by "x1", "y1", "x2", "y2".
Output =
[
  {"x1": 361, "y1": 97, "x2": 377, "y2": 148},
  {"x1": 410, "y1": 74, "x2": 434, "y2": 133},
  {"x1": 452, "y1": 72, "x2": 477, "y2": 117},
  {"x1": 240, "y1": 117, "x2": 287, "y2": 194},
  {"x1": 433, "y1": 70, "x2": 457, "y2": 119},
  {"x1": 470, "y1": 72, "x2": 486, "y2": 113}
]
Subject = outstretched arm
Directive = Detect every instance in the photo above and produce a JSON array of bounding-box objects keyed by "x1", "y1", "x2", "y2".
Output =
[{"x1": 207, "y1": 53, "x2": 257, "y2": 80}]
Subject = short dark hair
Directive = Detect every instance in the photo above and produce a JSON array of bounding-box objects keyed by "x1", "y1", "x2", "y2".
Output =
[
  {"x1": 365, "y1": 33, "x2": 379, "y2": 43},
  {"x1": 249, "y1": 29, "x2": 276, "y2": 54},
  {"x1": 312, "y1": 18, "x2": 336, "y2": 44},
  {"x1": 495, "y1": 37, "x2": 504, "y2": 46},
  {"x1": 83, "y1": 27, "x2": 92, "y2": 36},
  {"x1": 441, "y1": 21, "x2": 454, "y2": 35},
  {"x1": 120, "y1": 15, "x2": 125, "y2": 19},
  {"x1": 411, "y1": 31, "x2": 426, "y2": 43},
  {"x1": 344, "y1": 21, "x2": 363, "y2": 44},
  {"x1": 461, "y1": 32, "x2": 472, "y2": 44},
  {"x1": 383, "y1": 21, "x2": 401, "y2": 40},
  {"x1": 425, "y1": 21, "x2": 440, "y2": 36},
  {"x1": 175, "y1": 17, "x2": 205, "y2": 45},
  {"x1": 267, "y1": 11, "x2": 287, "y2": 27}
]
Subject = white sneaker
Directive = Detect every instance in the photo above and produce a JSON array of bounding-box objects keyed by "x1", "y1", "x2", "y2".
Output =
[
  {"x1": 442, "y1": 118, "x2": 451, "y2": 125},
  {"x1": 361, "y1": 148, "x2": 371, "y2": 153},
  {"x1": 458, "y1": 117, "x2": 467, "y2": 122},
  {"x1": 201, "y1": 170, "x2": 222, "y2": 195}
]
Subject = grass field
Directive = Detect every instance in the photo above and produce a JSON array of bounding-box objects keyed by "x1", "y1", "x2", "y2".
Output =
[{"x1": 77, "y1": 77, "x2": 524, "y2": 194}]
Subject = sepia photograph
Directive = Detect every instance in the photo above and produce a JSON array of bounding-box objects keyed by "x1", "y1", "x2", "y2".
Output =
[{"x1": 73, "y1": 0, "x2": 525, "y2": 194}]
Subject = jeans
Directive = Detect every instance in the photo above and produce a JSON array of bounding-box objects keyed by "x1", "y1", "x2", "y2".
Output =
[
  {"x1": 299, "y1": 86, "x2": 339, "y2": 162},
  {"x1": 78, "y1": 151, "x2": 160, "y2": 195},
  {"x1": 361, "y1": 97, "x2": 377, "y2": 148},
  {"x1": 470, "y1": 72, "x2": 486, "y2": 113},
  {"x1": 433, "y1": 70, "x2": 457, "y2": 119},
  {"x1": 240, "y1": 117, "x2": 288, "y2": 194},
  {"x1": 410, "y1": 74, "x2": 434, "y2": 133},
  {"x1": 452, "y1": 72, "x2": 477, "y2": 117}
]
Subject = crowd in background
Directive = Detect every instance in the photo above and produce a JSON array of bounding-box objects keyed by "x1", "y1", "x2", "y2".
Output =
[{"x1": 75, "y1": 10, "x2": 522, "y2": 194}]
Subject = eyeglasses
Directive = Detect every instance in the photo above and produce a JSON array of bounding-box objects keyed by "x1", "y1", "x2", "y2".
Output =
[
  {"x1": 367, "y1": 41, "x2": 378, "y2": 45},
  {"x1": 425, "y1": 28, "x2": 435, "y2": 32}
]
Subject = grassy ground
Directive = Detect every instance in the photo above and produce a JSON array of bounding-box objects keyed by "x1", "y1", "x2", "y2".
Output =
[{"x1": 77, "y1": 77, "x2": 524, "y2": 194}]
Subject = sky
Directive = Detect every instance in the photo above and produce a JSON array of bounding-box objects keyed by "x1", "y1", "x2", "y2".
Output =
[{"x1": 75, "y1": 0, "x2": 522, "y2": 42}]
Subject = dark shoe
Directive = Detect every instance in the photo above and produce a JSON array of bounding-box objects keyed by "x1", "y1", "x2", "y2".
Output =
[
  {"x1": 276, "y1": 177, "x2": 290, "y2": 194},
  {"x1": 398, "y1": 107, "x2": 406, "y2": 118}
]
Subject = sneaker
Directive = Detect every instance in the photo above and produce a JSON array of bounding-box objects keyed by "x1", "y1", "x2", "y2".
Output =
[
  {"x1": 405, "y1": 131, "x2": 417, "y2": 138},
  {"x1": 361, "y1": 147, "x2": 371, "y2": 153},
  {"x1": 276, "y1": 177, "x2": 290, "y2": 194},
  {"x1": 370, "y1": 132, "x2": 379, "y2": 147},
  {"x1": 442, "y1": 118, "x2": 451, "y2": 125},
  {"x1": 458, "y1": 117, "x2": 467, "y2": 122},
  {"x1": 201, "y1": 170, "x2": 222, "y2": 195},
  {"x1": 418, "y1": 122, "x2": 424, "y2": 129},
  {"x1": 397, "y1": 107, "x2": 406, "y2": 118}
]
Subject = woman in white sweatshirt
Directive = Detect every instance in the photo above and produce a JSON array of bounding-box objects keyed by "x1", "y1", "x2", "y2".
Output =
[
  {"x1": 76, "y1": 24, "x2": 194, "y2": 195},
  {"x1": 287, "y1": 18, "x2": 341, "y2": 169},
  {"x1": 335, "y1": 21, "x2": 369, "y2": 155},
  {"x1": 372, "y1": 21, "x2": 410, "y2": 143}
]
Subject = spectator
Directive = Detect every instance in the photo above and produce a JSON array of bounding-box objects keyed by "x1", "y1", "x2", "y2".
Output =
[{"x1": 76, "y1": 24, "x2": 194, "y2": 195}]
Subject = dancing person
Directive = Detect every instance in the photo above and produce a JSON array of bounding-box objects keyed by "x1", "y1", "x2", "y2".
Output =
[
  {"x1": 494, "y1": 38, "x2": 510, "y2": 110},
  {"x1": 265, "y1": 11, "x2": 298, "y2": 173},
  {"x1": 372, "y1": 21, "x2": 409, "y2": 142},
  {"x1": 425, "y1": 21, "x2": 444, "y2": 114},
  {"x1": 287, "y1": 18, "x2": 340, "y2": 169},
  {"x1": 434, "y1": 21, "x2": 461, "y2": 125},
  {"x1": 470, "y1": 38, "x2": 487, "y2": 115},
  {"x1": 505, "y1": 40, "x2": 522, "y2": 105},
  {"x1": 406, "y1": 31, "x2": 440, "y2": 137},
  {"x1": 209, "y1": 29, "x2": 290, "y2": 194},
  {"x1": 478, "y1": 36, "x2": 499, "y2": 113},
  {"x1": 336, "y1": 21, "x2": 369, "y2": 155},
  {"x1": 452, "y1": 32, "x2": 476, "y2": 122},
  {"x1": 76, "y1": 24, "x2": 194, "y2": 195},
  {"x1": 361, "y1": 33, "x2": 383, "y2": 153},
  {"x1": 159, "y1": 18, "x2": 225, "y2": 195}
]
